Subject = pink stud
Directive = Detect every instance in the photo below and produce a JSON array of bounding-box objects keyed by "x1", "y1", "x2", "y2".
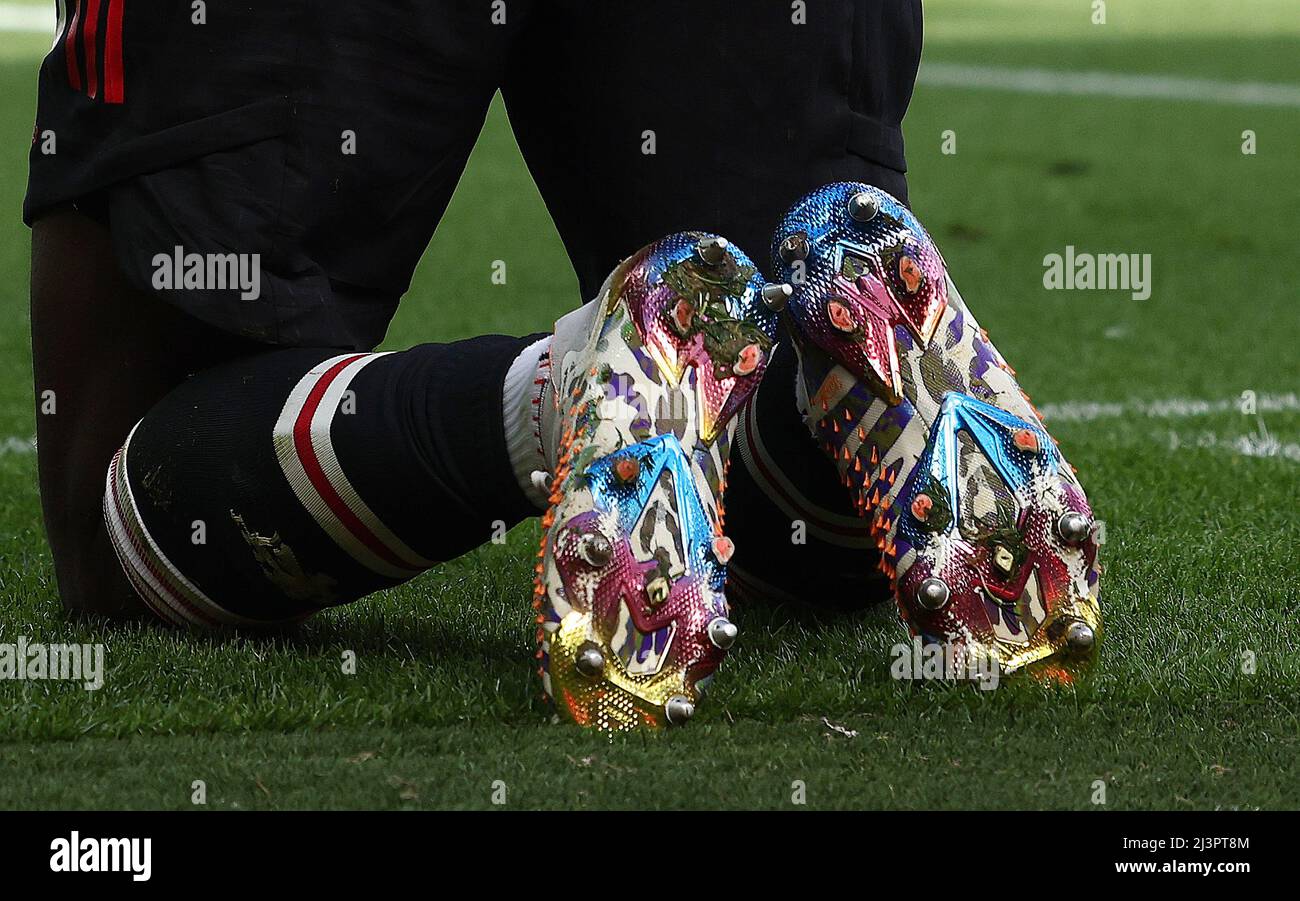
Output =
[
  {"x1": 712, "y1": 535, "x2": 735, "y2": 564},
  {"x1": 733, "y1": 343, "x2": 763, "y2": 377},
  {"x1": 671, "y1": 297, "x2": 694, "y2": 335},
  {"x1": 827, "y1": 299, "x2": 856, "y2": 333}
]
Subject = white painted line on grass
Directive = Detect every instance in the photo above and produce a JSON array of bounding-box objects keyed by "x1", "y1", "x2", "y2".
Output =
[
  {"x1": 1167, "y1": 423, "x2": 1300, "y2": 464},
  {"x1": 1038, "y1": 393, "x2": 1300, "y2": 423},
  {"x1": 919, "y1": 62, "x2": 1300, "y2": 108},
  {"x1": 0, "y1": 396, "x2": 1294, "y2": 464},
  {"x1": 0, "y1": 3, "x2": 54, "y2": 34},
  {"x1": 0, "y1": 436, "x2": 34, "y2": 455}
]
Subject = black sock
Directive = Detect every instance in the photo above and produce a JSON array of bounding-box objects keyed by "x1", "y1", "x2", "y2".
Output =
[
  {"x1": 724, "y1": 341, "x2": 890, "y2": 609},
  {"x1": 104, "y1": 336, "x2": 543, "y2": 627}
]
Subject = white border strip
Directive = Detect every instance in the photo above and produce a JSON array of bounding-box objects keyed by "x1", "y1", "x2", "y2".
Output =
[
  {"x1": 273, "y1": 352, "x2": 431, "y2": 578},
  {"x1": 919, "y1": 63, "x2": 1300, "y2": 109},
  {"x1": 0, "y1": 3, "x2": 55, "y2": 34}
]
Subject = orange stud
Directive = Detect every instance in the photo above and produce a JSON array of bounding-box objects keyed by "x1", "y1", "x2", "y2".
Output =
[
  {"x1": 898, "y1": 256, "x2": 922, "y2": 293},
  {"x1": 1013, "y1": 429, "x2": 1039, "y2": 452},
  {"x1": 614, "y1": 456, "x2": 641, "y2": 483},
  {"x1": 911, "y1": 494, "x2": 932, "y2": 521}
]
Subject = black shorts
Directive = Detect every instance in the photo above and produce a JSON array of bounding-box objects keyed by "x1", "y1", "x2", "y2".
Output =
[{"x1": 26, "y1": 0, "x2": 920, "y2": 350}]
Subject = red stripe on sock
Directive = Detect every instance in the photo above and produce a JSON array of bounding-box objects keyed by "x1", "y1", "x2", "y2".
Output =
[
  {"x1": 103, "y1": 0, "x2": 125, "y2": 103},
  {"x1": 64, "y1": 0, "x2": 83, "y2": 91},
  {"x1": 83, "y1": 0, "x2": 102, "y2": 99},
  {"x1": 292, "y1": 355, "x2": 421, "y2": 574},
  {"x1": 107, "y1": 450, "x2": 220, "y2": 628}
]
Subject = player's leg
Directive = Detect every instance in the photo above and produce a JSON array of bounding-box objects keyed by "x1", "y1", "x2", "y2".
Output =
[
  {"x1": 30, "y1": 205, "x2": 267, "y2": 618},
  {"x1": 502, "y1": 0, "x2": 922, "y2": 604},
  {"x1": 104, "y1": 232, "x2": 782, "y2": 733},
  {"x1": 102, "y1": 334, "x2": 544, "y2": 627},
  {"x1": 502, "y1": 1, "x2": 917, "y2": 298},
  {"x1": 25, "y1": 3, "x2": 531, "y2": 617}
]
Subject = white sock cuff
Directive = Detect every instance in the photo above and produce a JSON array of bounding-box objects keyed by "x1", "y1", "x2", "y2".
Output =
[{"x1": 503, "y1": 335, "x2": 553, "y2": 509}]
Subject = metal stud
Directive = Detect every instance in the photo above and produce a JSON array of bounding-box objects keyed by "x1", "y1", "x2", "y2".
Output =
[
  {"x1": 664, "y1": 695, "x2": 695, "y2": 725},
  {"x1": 917, "y1": 577, "x2": 950, "y2": 610},
  {"x1": 778, "y1": 233, "x2": 809, "y2": 264},
  {"x1": 577, "y1": 532, "x2": 613, "y2": 568},
  {"x1": 1065, "y1": 621, "x2": 1095, "y2": 652},
  {"x1": 761, "y1": 282, "x2": 792, "y2": 311},
  {"x1": 646, "y1": 576, "x2": 669, "y2": 607},
  {"x1": 992, "y1": 545, "x2": 1015, "y2": 576},
  {"x1": 574, "y1": 642, "x2": 606, "y2": 678},
  {"x1": 1057, "y1": 511, "x2": 1091, "y2": 544},
  {"x1": 707, "y1": 616, "x2": 738, "y2": 650},
  {"x1": 696, "y1": 236, "x2": 729, "y2": 265},
  {"x1": 848, "y1": 191, "x2": 880, "y2": 223}
]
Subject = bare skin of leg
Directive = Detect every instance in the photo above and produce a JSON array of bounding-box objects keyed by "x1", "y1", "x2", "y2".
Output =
[{"x1": 30, "y1": 207, "x2": 262, "y2": 619}]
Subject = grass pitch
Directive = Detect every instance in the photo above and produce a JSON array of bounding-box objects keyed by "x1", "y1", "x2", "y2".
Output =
[{"x1": 0, "y1": 0, "x2": 1298, "y2": 809}]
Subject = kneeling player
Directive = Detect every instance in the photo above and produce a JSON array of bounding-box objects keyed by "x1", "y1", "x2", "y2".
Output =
[
  {"x1": 28, "y1": 3, "x2": 927, "y2": 732},
  {"x1": 28, "y1": 4, "x2": 1101, "y2": 730}
]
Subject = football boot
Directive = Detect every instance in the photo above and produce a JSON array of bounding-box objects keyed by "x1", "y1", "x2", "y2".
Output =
[
  {"x1": 534, "y1": 233, "x2": 781, "y2": 729},
  {"x1": 772, "y1": 183, "x2": 1102, "y2": 678}
]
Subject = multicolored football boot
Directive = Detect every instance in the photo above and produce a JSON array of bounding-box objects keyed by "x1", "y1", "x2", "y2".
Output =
[
  {"x1": 535, "y1": 233, "x2": 781, "y2": 730},
  {"x1": 771, "y1": 183, "x2": 1103, "y2": 678}
]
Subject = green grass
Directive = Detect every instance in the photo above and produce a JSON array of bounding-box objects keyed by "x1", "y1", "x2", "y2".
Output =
[{"x1": 1, "y1": 1, "x2": 1298, "y2": 809}]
